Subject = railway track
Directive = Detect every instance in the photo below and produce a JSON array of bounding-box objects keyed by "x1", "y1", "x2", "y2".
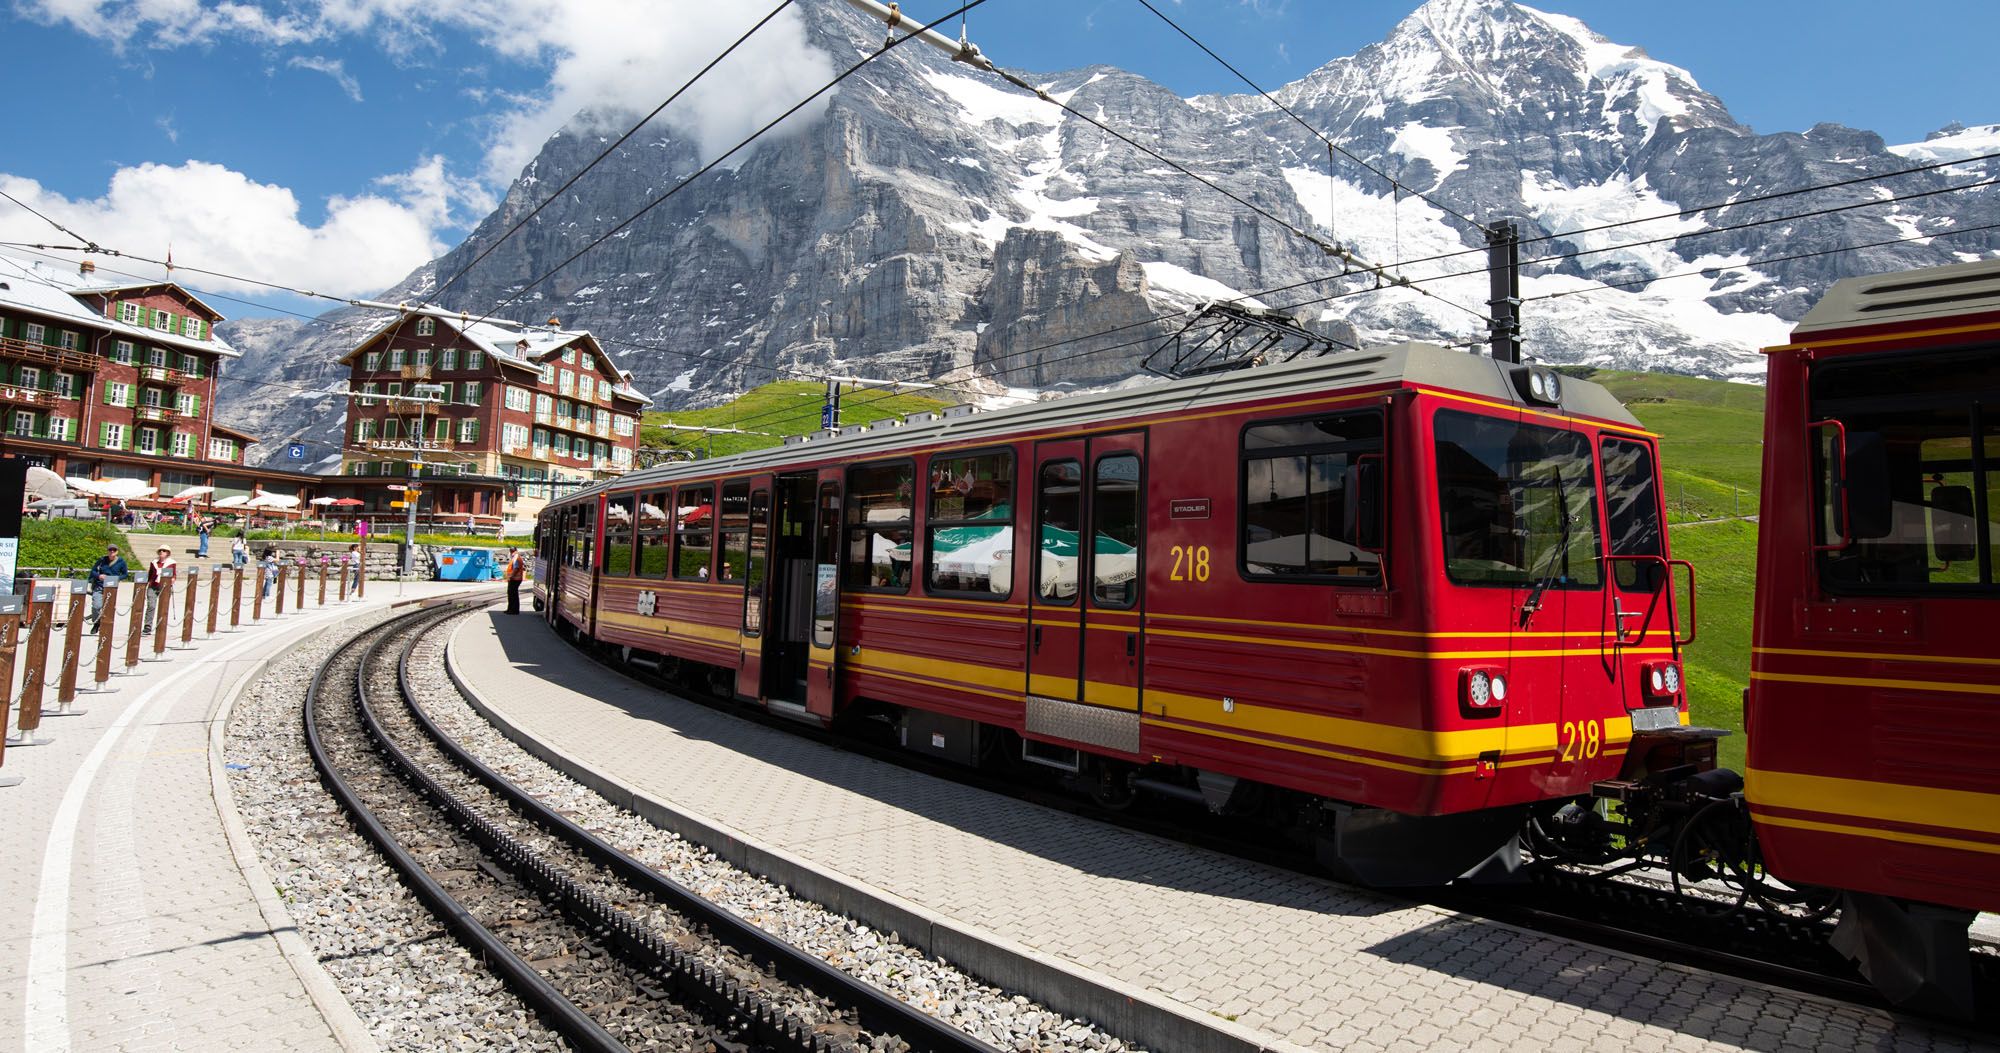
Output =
[
  {"x1": 305, "y1": 601, "x2": 1005, "y2": 1053},
  {"x1": 558, "y1": 625, "x2": 1998, "y2": 1032}
]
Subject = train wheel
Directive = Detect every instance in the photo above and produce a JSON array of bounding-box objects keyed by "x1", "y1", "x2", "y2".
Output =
[
  {"x1": 1669, "y1": 798, "x2": 1756, "y2": 918},
  {"x1": 1089, "y1": 763, "x2": 1136, "y2": 810}
]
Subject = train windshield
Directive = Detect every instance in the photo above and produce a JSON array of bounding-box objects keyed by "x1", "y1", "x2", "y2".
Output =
[{"x1": 1435, "y1": 410, "x2": 1603, "y2": 588}]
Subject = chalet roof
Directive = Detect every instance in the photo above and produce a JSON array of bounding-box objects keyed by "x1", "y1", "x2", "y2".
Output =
[
  {"x1": 210, "y1": 423, "x2": 261, "y2": 444},
  {"x1": 68, "y1": 277, "x2": 227, "y2": 321},
  {"x1": 0, "y1": 254, "x2": 241, "y2": 358},
  {"x1": 340, "y1": 304, "x2": 652, "y2": 406}
]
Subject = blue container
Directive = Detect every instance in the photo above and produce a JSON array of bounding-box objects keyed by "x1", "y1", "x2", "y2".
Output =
[{"x1": 435, "y1": 547, "x2": 496, "y2": 582}]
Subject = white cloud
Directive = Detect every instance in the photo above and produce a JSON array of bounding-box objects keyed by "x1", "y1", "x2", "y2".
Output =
[
  {"x1": 0, "y1": 157, "x2": 495, "y2": 298},
  {"x1": 288, "y1": 54, "x2": 363, "y2": 102},
  {"x1": 23, "y1": 0, "x2": 840, "y2": 177}
]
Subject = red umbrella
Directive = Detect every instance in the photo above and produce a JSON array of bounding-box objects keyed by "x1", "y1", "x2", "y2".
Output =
[{"x1": 330, "y1": 497, "x2": 365, "y2": 506}]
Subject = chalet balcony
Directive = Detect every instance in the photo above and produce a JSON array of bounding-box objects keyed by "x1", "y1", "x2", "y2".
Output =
[
  {"x1": 134, "y1": 405, "x2": 189, "y2": 424},
  {"x1": 0, "y1": 384, "x2": 75, "y2": 408},
  {"x1": 399, "y1": 365, "x2": 433, "y2": 381},
  {"x1": 0, "y1": 335, "x2": 96, "y2": 372},
  {"x1": 139, "y1": 364, "x2": 194, "y2": 386}
]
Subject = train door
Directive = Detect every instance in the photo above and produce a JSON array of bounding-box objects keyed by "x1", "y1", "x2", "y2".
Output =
[
  {"x1": 1081, "y1": 434, "x2": 1147, "y2": 711},
  {"x1": 759, "y1": 471, "x2": 819, "y2": 717},
  {"x1": 1027, "y1": 434, "x2": 1148, "y2": 709},
  {"x1": 1522, "y1": 421, "x2": 1607, "y2": 792},
  {"x1": 1027, "y1": 440, "x2": 1085, "y2": 700},
  {"x1": 805, "y1": 470, "x2": 843, "y2": 721},
  {"x1": 1598, "y1": 436, "x2": 1677, "y2": 713},
  {"x1": 733, "y1": 477, "x2": 773, "y2": 702}
]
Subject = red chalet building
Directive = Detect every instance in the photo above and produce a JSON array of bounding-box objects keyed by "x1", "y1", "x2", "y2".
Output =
[
  {"x1": 0, "y1": 254, "x2": 312, "y2": 509},
  {"x1": 337, "y1": 309, "x2": 651, "y2": 525}
]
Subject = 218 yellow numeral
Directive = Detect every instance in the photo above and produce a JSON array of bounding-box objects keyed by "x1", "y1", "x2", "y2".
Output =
[
  {"x1": 1559, "y1": 719, "x2": 1603, "y2": 762},
  {"x1": 1169, "y1": 545, "x2": 1211, "y2": 583}
]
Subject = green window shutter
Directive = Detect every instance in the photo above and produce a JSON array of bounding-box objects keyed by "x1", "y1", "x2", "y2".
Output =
[
  {"x1": 98, "y1": 422, "x2": 108, "y2": 447},
  {"x1": 103, "y1": 382, "x2": 113, "y2": 406}
]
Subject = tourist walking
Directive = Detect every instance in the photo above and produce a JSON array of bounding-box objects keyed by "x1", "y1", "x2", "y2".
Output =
[{"x1": 504, "y1": 546, "x2": 526, "y2": 614}]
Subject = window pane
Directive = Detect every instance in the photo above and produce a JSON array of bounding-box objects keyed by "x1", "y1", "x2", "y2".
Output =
[
  {"x1": 847, "y1": 527, "x2": 912, "y2": 591},
  {"x1": 718, "y1": 482, "x2": 750, "y2": 582},
  {"x1": 1037, "y1": 461, "x2": 1081, "y2": 603},
  {"x1": 676, "y1": 484, "x2": 715, "y2": 579},
  {"x1": 1241, "y1": 410, "x2": 1383, "y2": 581},
  {"x1": 743, "y1": 489, "x2": 769, "y2": 633},
  {"x1": 1602, "y1": 438, "x2": 1664, "y2": 590},
  {"x1": 1434, "y1": 411, "x2": 1602, "y2": 588},
  {"x1": 845, "y1": 460, "x2": 914, "y2": 592},
  {"x1": 813, "y1": 484, "x2": 841, "y2": 648},
  {"x1": 848, "y1": 461, "x2": 913, "y2": 526},
  {"x1": 603, "y1": 495, "x2": 635, "y2": 577},
  {"x1": 638, "y1": 492, "x2": 673, "y2": 577},
  {"x1": 927, "y1": 452, "x2": 1013, "y2": 522},
  {"x1": 1091, "y1": 455, "x2": 1141, "y2": 608}
]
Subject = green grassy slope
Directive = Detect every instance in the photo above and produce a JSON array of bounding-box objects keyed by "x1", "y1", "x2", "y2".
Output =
[{"x1": 642, "y1": 381, "x2": 951, "y2": 459}]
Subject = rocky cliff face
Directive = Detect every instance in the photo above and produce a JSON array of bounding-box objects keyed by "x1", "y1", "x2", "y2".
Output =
[{"x1": 217, "y1": 0, "x2": 1997, "y2": 465}]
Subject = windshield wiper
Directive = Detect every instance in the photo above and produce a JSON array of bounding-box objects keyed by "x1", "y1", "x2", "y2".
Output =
[{"x1": 1521, "y1": 466, "x2": 1573, "y2": 625}]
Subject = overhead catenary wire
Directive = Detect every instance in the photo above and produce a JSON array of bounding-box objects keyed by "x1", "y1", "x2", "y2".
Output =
[
  {"x1": 462, "y1": 0, "x2": 995, "y2": 338},
  {"x1": 426, "y1": 0, "x2": 803, "y2": 305},
  {"x1": 1129, "y1": 0, "x2": 1490, "y2": 235}
]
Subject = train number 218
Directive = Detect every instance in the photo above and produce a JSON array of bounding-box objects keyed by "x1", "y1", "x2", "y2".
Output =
[
  {"x1": 1559, "y1": 719, "x2": 1603, "y2": 761},
  {"x1": 1169, "y1": 545, "x2": 1211, "y2": 583}
]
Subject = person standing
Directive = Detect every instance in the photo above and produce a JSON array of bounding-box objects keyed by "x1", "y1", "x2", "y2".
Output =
[
  {"x1": 260, "y1": 547, "x2": 279, "y2": 600},
  {"x1": 231, "y1": 532, "x2": 248, "y2": 569},
  {"x1": 142, "y1": 545, "x2": 178, "y2": 633},
  {"x1": 504, "y1": 546, "x2": 526, "y2": 614},
  {"x1": 345, "y1": 543, "x2": 363, "y2": 590},
  {"x1": 196, "y1": 519, "x2": 211, "y2": 558},
  {"x1": 87, "y1": 544, "x2": 128, "y2": 632}
]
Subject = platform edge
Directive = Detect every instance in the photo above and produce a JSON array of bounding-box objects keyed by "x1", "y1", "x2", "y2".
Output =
[{"x1": 447, "y1": 608, "x2": 1315, "y2": 1053}]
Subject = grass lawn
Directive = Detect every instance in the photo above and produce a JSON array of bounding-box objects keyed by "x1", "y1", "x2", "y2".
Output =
[
  {"x1": 642, "y1": 381, "x2": 950, "y2": 459},
  {"x1": 1664, "y1": 518, "x2": 1757, "y2": 772}
]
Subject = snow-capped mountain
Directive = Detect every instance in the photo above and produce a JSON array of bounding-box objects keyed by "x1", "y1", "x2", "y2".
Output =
[{"x1": 218, "y1": 0, "x2": 1996, "y2": 463}]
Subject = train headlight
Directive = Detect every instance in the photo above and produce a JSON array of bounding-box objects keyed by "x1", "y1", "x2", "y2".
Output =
[
  {"x1": 1462, "y1": 667, "x2": 1504, "y2": 711},
  {"x1": 1642, "y1": 661, "x2": 1683, "y2": 699},
  {"x1": 1529, "y1": 372, "x2": 1548, "y2": 400},
  {"x1": 1662, "y1": 663, "x2": 1682, "y2": 694},
  {"x1": 1510, "y1": 365, "x2": 1565, "y2": 406},
  {"x1": 1649, "y1": 667, "x2": 1666, "y2": 693},
  {"x1": 1544, "y1": 372, "x2": 1562, "y2": 402}
]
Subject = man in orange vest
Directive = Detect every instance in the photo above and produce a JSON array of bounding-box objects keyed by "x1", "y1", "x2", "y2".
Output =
[{"x1": 505, "y1": 546, "x2": 526, "y2": 614}]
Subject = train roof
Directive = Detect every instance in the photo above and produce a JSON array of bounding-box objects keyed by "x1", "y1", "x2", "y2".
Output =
[
  {"x1": 566, "y1": 341, "x2": 1639, "y2": 502},
  {"x1": 1794, "y1": 256, "x2": 2000, "y2": 336}
]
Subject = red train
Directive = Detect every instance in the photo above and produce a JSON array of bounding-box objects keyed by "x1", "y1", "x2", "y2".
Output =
[
  {"x1": 1746, "y1": 256, "x2": 2000, "y2": 1012},
  {"x1": 532, "y1": 256, "x2": 2000, "y2": 1016},
  {"x1": 535, "y1": 342, "x2": 1702, "y2": 889}
]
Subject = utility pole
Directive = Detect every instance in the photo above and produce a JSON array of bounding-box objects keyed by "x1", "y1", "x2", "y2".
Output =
[
  {"x1": 1486, "y1": 219, "x2": 1522, "y2": 364},
  {"x1": 402, "y1": 382, "x2": 446, "y2": 577}
]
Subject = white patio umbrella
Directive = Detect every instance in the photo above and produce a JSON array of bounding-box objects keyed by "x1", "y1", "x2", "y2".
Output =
[
  {"x1": 65, "y1": 476, "x2": 102, "y2": 496},
  {"x1": 25, "y1": 466, "x2": 68, "y2": 500},
  {"x1": 212, "y1": 495, "x2": 251, "y2": 509},
  {"x1": 308, "y1": 496, "x2": 339, "y2": 506},
  {"x1": 98, "y1": 478, "x2": 157, "y2": 500},
  {"x1": 170, "y1": 485, "x2": 215, "y2": 502},
  {"x1": 247, "y1": 493, "x2": 302, "y2": 509}
]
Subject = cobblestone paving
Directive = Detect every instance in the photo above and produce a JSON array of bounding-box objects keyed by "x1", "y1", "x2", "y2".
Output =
[{"x1": 452, "y1": 611, "x2": 1989, "y2": 1052}]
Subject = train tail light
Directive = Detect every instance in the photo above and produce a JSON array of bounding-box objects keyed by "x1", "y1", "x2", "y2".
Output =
[
  {"x1": 1461, "y1": 667, "x2": 1506, "y2": 711},
  {"x1": 1642, "y1": 661, "x2": 1683, "y2": 700}
]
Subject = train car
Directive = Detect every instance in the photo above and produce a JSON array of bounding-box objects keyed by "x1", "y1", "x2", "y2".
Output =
[
  {"x1": 1746, "y1": 256, "x2": 2000, "y2": 1011},
  {"x1": 540, "y1": 341, "x2": 1704, "y2": 884}
]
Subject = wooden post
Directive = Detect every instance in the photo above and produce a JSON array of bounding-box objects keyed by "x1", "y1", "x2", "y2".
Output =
[
  {"x1": 275, "y1": 564, "x2": 288, "y2": 615},
  {"x1": 54, "y1": 582, "x2": 85, "y2": 713},
  {"x1": 125, "y1": 581, "x2": 146, "y2": 670},
  {"x1": 180, "y1": 566, "x2": 198, "y2": 646},
  {"x1": 153, "y1": 578, "x2": 172, "y2": 657},
  {"x1": 15, "y1": 585, "x2": 55, "y2": 744},
  {"x1": 338, "y1": 560, "x2": 349, "y2": 603},
  {"x1": 207, "y1": 566, "x2": 222, "y2": 637},
  {"x1": 94, "y1": 583, "x2": 117, "y2": 687},
  {"x1": 231, "y1": 565, "x2": 244, "y2": 628},
  {"x1": 357, "y1": 542, "x2": 366, "y2": 598},
  {"x1": 295, "y1": 559, "x2": 307, "y2": 610},
  {"x1": 0, "y1": 596, "x2": 23, "y2": 761},
  {"x1": 317, "y1": 560, "x2": 328, "y2": 606}
]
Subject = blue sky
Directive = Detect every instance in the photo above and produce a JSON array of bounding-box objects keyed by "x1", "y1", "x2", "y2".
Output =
[{"x1": 0, "y1": 0, "x2": 1991, "y2": 319}]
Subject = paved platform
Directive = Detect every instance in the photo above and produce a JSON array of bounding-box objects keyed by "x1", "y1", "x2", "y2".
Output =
[
  {"x1": 450, "y1": 609, "x2": 1986, "y2": 1053},
  {"x1": 0, "y1": 579, "x2": 494, "y2": 1053}
]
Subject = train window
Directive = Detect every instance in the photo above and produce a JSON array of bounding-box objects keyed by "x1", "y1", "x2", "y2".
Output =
[
  {"x1": 813, "y1": 483, "x2": 841, "y2": 648},
  {"x1": 743, "y1": 488, "x2": 770, "y2": 634},
  {"x1": 1601, "y1": 438, "x2": 1664, "y2": 590},
  {"x1": 1812, "y1": 349, "x2": 2000, "y2": 593},
  {"x1": 1239, "y1": 410, "x2": 1383, "y2": 582},
  {"x1": 1037, "y1": 461, "x2": 1082, "y2": 603},
  {"x1": 718, "y1": 482, "x2": 751, "y2": 583},
  {"x1": 602, "y1": 495, "x2": 636, "y2": 578},
  {"x1": 1091, "y1": 455, "x2": 1141, "y2": 608},
  {"x1": 567, "y1": 505, "x2": 595, "y2": 570},
  {"x1": 674, "y1": 484, "x2": 714, "y2": 580},
  {"x1": 925, "y1": 450, "x2": 1015, "y2": 597},
  {"x1": 845, "y1": 460, "x2": 914, "y2": 592},
  {"x1": 1434, "y1": 411, "x2": 1602, "y2": 589},
  {"x1": 637, "y1": 491, "x2": 672, "y2": 577}
]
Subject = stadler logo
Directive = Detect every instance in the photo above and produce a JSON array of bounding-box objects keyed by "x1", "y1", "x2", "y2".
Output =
[{"x1": 635, "y1": 591, "x2": 658, "y2": 617}]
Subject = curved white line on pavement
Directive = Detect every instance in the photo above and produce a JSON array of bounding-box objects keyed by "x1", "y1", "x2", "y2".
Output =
[{"x1": 23, "y1": 602, "x2": 371, "y2": 1053}]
